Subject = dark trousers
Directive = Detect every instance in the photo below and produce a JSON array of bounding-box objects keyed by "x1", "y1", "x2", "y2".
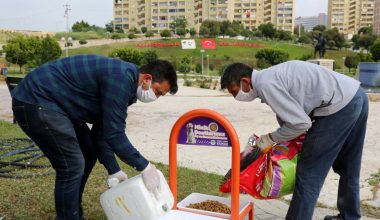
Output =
[
  {"x1": 286, "y1": 88, "x2": 368, "y2": 220},
  {"x1": 12, "y1": 99, "x2": 98, "y2": 220}
]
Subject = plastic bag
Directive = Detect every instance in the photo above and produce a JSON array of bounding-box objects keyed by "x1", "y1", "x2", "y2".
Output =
[{"x1": 219, "y1": 135, "x2": 305, "y2": 199}]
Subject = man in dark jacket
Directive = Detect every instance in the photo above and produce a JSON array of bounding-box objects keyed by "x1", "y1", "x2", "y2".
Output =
[{"x1": 11, "y1": 55, "x2": 178, "y2": 220}]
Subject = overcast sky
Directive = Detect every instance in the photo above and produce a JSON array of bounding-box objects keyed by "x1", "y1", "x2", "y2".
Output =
[{"x1": 0, "y1": 0, "x2": 328, "y2": 32}]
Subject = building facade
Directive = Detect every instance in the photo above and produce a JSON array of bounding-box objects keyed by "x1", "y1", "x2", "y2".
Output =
[
  {"x1": 295, "y1": 13, "x2": 327, "y2": 32},
  {"x1": 374, "y1": 0, "x2": 380, "y2": 35},
  {"x1": 113, "y1": 0, "x2": 295, "y2": 33},
  {"x1": 328, "y1": 0, "x2": 374, "y2": 35}
]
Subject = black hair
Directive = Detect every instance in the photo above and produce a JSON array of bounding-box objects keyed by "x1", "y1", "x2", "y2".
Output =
[
  {"x1": 220, "y1": 63, "x2": 253, "y2": 89},
  {"x1": 140, "y1": 60, "x2": 178, "y2": 94}
]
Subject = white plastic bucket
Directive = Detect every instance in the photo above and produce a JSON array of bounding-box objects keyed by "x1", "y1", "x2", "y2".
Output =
[{"x1": 100, "y1": 171, "x2": 174, "y2": 220}]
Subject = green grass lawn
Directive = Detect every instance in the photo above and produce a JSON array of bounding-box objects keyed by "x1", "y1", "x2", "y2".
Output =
[
  {"x1": 67, "y1": 38, "x2": 355, "y2": 75},
  {"x1": 0, "y1": 121, "x2": 225, "y2": 220}
]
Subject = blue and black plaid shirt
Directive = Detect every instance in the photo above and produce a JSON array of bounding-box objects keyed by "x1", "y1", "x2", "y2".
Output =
[{"x1": 12, "y1": 55, "x2": 149, "y2": 170}]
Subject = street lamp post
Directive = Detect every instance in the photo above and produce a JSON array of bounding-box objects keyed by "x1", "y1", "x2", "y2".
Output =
[
  {"x1": 190, "y1": 56, "x2": 193, "y2": 73},
  {"x1": 61, "y1": 36, "x2": 72, "y2": 57},
  {"x1": 201, "y1": 49, "x2": 205, "y2": 74},
  {"x1": 206, "y1": 54, "x2": 209, "y2": 76}
]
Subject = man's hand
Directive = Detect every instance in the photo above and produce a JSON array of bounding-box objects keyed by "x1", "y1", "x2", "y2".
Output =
[
  {"x1": 257, "y1": 134, "x2": 276, "y2": 153},
  {"x1": 141, "y1": 163, "x2": 161, "y2": 191},
  {"x1": 107, "y1": 170, "x2": 128, "y2": 188},
  {"x1": 241, "y1": 134, "x2": 257, "y2": 157}
]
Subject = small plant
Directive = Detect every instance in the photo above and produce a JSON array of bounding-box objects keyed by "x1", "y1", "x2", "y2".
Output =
[
  {"x1": 183, "y1": 79, "x2": 193, "y2": 87},
  {"x1": 367, "y1": 169, "x2": 380, "y2": 199}
]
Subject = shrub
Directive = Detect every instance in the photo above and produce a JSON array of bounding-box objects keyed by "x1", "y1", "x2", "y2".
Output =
[
  {"x1": 109, "y1": 48, "x2": 142, "y2": 65},
  {"x1": 298, "y1": 53, "x2": 313, "y2": 61},
  {"x1": 111, "y1": 33, "x2": 122, "y2": 39},
  {"x1": 145, "y1": 31, "x2": 154, "y2": 38},
  {"x1": 183, "y1": 79, "x2": 193, "y2": 86},
  {"x1": 160, "y1": 29, "x2": 172, "y2": 38},
  {"x1": 79, "y1": 39, "x2": 87, "y2": 45},
  {"x1": 141, "y1": 50, "x2": 158, "y2": 64},
  {"x1": 255, "y1": 48, "x2": 289, "y2": 69},
  {"x1": 128, "y1": 33, "x2": 137, "y2": 39}
]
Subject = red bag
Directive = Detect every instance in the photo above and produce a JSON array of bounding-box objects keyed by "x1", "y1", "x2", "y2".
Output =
[{"x1": 220, "y1": 135, "x2": 304, "y2": 199}]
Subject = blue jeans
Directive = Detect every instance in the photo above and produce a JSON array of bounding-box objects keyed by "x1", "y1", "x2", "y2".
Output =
[
  {"x1": 286, "y1": 88, "x2": 368, "y2": 220},
  {"x1": 12, "y1": 99, "x2": 98, "y2": 220}
]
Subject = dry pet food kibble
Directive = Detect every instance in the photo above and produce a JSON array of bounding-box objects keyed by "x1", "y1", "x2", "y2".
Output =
[{"x1": 186, "y1": 200, "x2": 231, "y2": 214}]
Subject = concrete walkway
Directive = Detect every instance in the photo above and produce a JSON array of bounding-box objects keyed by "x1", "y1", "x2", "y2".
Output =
[{"x1": 1, "y1": 80, "x2": 379, "y2": 219}]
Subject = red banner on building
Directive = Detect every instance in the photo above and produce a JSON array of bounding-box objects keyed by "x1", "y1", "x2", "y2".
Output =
[{"x1": 201, "y1": 39, "x2": 216, "y2": 49}]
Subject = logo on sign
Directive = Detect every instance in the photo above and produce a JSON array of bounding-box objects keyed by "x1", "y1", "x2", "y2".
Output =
[{"x1": 178, "y1": 117, "x2": 231, "y2": 147}]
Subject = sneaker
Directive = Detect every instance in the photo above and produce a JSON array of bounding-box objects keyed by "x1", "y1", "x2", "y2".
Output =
[{"x1": 324, "y1": 214, "x2": 344, "y2": 220}]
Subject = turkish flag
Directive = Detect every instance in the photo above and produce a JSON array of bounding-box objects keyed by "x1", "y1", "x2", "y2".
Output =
[{"x1": 201, "y1": 39, "x2": 216, "y2": 49}]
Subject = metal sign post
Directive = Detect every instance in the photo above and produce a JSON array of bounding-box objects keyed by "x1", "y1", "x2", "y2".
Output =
[{"x1": 167, "y1": 109, "x2": 254, "y2": 220}]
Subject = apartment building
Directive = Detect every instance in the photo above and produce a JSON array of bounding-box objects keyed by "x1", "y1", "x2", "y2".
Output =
[
  {"x1": 295, "y1": 13, "x2": 328, "y2": 32},
  {"x1": 328, "y1": 0, "x2": 374, "y2": 35},
  {"x1": 114, "y1": 0, "x2": 295, "y2": 33},
  {"x1": 374, "y1": 0, "x2": 380, "y2": 35}
]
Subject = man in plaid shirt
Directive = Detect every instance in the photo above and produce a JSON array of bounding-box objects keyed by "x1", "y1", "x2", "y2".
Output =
[{"x1": 11, "y1": 55, "x2": 178, "y2": 220}]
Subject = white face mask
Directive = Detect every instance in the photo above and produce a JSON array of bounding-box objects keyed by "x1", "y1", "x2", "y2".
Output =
[
  {"x1": 136, "y1": 80, "x2": 157, "y2": 103},
  {"x1": 234, "y1": 81, "x2": 256, "y2": 102}
]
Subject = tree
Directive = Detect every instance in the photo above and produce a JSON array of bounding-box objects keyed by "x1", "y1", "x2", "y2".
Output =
[
  {"x1": 312, "y1": 25, "x2": 327, "y2": 32},
  {"x1": 3, "y1": 35, "x2": 39, "y2": 72},
  {"x1": 140, "y1": 27, "x2": 147, "y2": 34},
  {"x1": 220, "y1": 20, "x2": 231, "y2": 37},
  {"x1": 189, "y1": 28, "x2": 197, "y2": 37},
  {"x1": 109, "y1": 48, "x2": 142, "y2": 65},
  {"x1": 37, "y1": 35, "x2": 61, "y2": 65},
  {"x1": 358, "y1": 26, "x2": 373, "y2": 35},
  {"x1": 72, "y1": 20, "x2": 91, "y2": 32},
  {"x1": 105, "y1": 21, "x2": 114, "y2": 33},
  {"x1": 141, "y1": 50, "x2": 158, "y2": 64},
  {"x1": 370, "y1": 41, "x2": 380, "y2": 61},
  {"x1": 170, "y1": 18, "x2": 188, "y2": 32},
  {"x1": 324, "y1": 28, "x2": 345, "y2": 50},
  {"x1": 241, "y1": 29, "x2": 252, "y2": 39},
  {"x1": 199, "y1": 20, "x2": 220, "y2": 37},
  {"x1": 226, "y1": 27, "x2": 238, "y2": 37},
  {"x1": 160, "y1": 29, "x2": 172, "y2": 38},
  {"x1": 230, "y1": 20, "x2": 244, "y2": 36},
  {"x1": 199, "y1": 26, "x2": 210, "y2": 37},
  {"x1": 258, "y1": 23, "x2": 276, "y2": 39},
  {"x1": 344, "y1": 56, "x2": 358, "y2": 73},
  {"x1": 275, "y1": 30, "x2": 293, "y2": 41},
  {"x1": 255, "y1": 48, "x2": 289, "y2": 69},
  {"x1": 176, "y1": 28, "x2": 187, "y2": 37},
  {"x1": 145, "y1": 31, "x2": 154, "y2": 38},
  {"x1": 357, "y1": 34, "x2": 377, "y2": 51}
]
